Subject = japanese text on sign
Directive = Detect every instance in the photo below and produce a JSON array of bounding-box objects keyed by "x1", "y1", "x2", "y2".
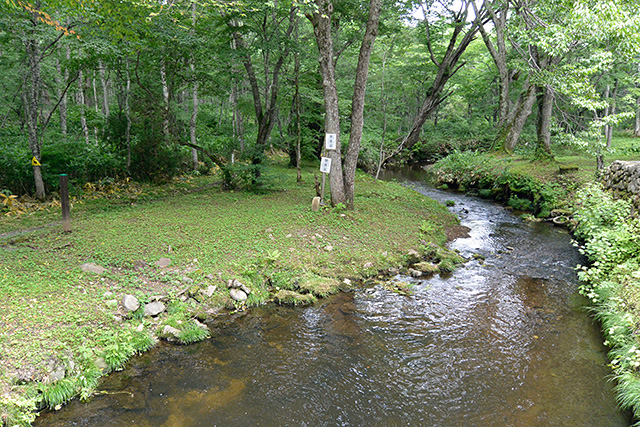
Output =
[
  {"x1": 325, "y1": 133, "x2": 337, "y2": 150},
  {"x1": 320, "y1": 157, "x2": 332, "y2": 174}
]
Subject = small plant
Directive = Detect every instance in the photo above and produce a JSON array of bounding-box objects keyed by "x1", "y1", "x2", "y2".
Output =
[
  {"x1": 445, "y1": 200, "x2": 455, "y2": 207},
  {"x1": 178, "y1": 320, "x2": 211, "y2": 344}
]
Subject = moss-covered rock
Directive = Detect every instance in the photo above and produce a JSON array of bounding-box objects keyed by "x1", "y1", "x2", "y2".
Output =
[
  {"x1": 298, "y1": 275, "x2": 340, "y2": 297},
  {"x1": 274, "y1": 290, "x2": 316, "y2": 306}
]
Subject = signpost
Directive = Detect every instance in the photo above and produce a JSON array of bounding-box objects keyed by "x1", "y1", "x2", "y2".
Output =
[
  {"x1": 318, "y1": 133, "x2": 337, "y2": 206},
  {"x1": 60, "y1": 174, "x2": 71, "y2": 233}
]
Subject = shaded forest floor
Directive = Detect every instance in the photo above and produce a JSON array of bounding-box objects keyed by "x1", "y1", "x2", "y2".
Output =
[{"x1": 0, "y1": 158, "x2": 460, "y2": 425}]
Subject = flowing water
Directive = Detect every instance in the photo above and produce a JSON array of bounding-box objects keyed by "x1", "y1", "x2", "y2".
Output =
[{"x1": 36, "y1": 173, "x2": 629, "y2": 426}]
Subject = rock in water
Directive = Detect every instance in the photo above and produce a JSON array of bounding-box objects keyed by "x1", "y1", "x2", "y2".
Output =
[{"x1": 121, "y1": 294, "x2": 140, "y2": 312}]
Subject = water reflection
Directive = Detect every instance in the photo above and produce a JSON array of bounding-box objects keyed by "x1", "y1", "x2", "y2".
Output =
[{"x1": 36, "y1": 179, "x2": 629, "y2": 426}]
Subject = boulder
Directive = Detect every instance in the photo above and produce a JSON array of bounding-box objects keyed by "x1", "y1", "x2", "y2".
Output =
[
  {"x1": 155, "y1": 257, "x2": 171, "y2": 268},
  {"x1": 80, "y1": 263, "x2": 106, "y2": 275},
  {"x1": 162, "y1": 325, "x2": 182, "y2": 341},
  {"x1": 228, "y1": 279, "x2": 251, "y2": 295},
  {"x1": 408, "y1": 268, "x2": 422, "y2": 278},
  {"x1": 229, "y1": 288, "x2": 248, "y2": 302},
  {"x1": 121, "y1": 294, "x2": 140, "y2": 312},
  {"x1": 406, "y1": 249, "x2": 421, "y2": 263},
  {"x1": 144, "y1": 301, "x2": 166, "y2": 317}
]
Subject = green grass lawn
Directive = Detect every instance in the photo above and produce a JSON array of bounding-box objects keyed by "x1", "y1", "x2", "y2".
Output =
[{"x1": 0, "y1": 158, "x2": 459, "y2": 425}]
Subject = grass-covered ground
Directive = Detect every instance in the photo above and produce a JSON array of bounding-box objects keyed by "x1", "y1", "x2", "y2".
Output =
[{"x1": 0, "y1": 158, "x2": 460, "y2": 425}]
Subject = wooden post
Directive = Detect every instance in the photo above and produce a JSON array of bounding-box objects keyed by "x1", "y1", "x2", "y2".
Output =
[
  {"x1": 60, "y1": 174, "x2": 71, "y2": 233},
  {"x1": 320, "y1": 172, "x2": 326, "y2": 205}
]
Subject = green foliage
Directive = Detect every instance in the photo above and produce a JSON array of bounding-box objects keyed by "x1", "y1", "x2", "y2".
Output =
[
  {"x1": 101, "y1": 329, "x2": 156, "y2": 372},
  {"x1": 39, "y1": 378, "x2": 77, "y2": 410},
  {"x1": 178, "y1": 320, "x2": 211, "y2": 344},
  {"x1": 572, "y1": 183, "x2": 640, "y2": 418}
]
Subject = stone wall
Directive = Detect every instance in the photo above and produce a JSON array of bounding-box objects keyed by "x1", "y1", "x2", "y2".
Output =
[{"x1": 602, "y1": 160, "x2": 640, "y2": 194}]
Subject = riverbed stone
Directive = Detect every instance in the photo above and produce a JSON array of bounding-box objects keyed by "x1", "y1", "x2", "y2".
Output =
[
  {"x1": 408, "y1": 268, "x2": 422, "y2": 278},
  {"x1": 204, "y1": 285, "x2": 217, "y2": 297},
  {"x1": 121, "y1": 294, "x2": 140, "y2": 312},
  {"x1": 162, "y1": 325, "x2": 182, "y2": 341},
  {"x1": 228, "y1": 279, "x2": 251, "y2": 295},
  {"x1": 406, "y1": 249, "x2": 421, "y2": 263},
  {"x1": 229, "y1": 288, "x2": 248, "y2": 302},
  {"x1": 80, "y1": 262, "x2": 106, "y2": 275},
  {"x1": 413, "y1": 262, "x2": 439, "y2": 274},
  {"x1": 144, "y1": 301, "x2": 166, "y2": 317}
]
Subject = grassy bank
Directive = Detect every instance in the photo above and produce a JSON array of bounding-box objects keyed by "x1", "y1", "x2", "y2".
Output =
[
  {"x1": 429, "y1": 137, "x2": 640, "y2": 421},
  {"x1": 0, "y1": 158, "x2": 460, "y2": 425}
]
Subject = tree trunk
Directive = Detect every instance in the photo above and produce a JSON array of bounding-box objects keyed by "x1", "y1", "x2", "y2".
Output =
[
  {"x1": 230, "y1": 7, "x2": 296, "y2": 148},
  {"x1": 98, "y1": 59, "x2": 110, "y2": 118},
  {"x1": 77, "y1": 69, "x2": 90, "y2": 144},
  {"x1": 536, "y1": 85, "x2": 554, "y2": 155},
  {"x1": 375, "y1": 45, "x2": 391, "y2": 180},
  {"x1": 24, "y1": 35, "x2": 45, "y2": 199},
  {"x1": 125, "y1": 57, "x2": 132, "y2": 173},
  {"x1": 473, "y1": 0, "x2": 510, "y2": 128},
  {"x1": 190, "y1": 1, "x2": 198, "y2": 170},
  {"x1": 635, "y1": 94, "x2": 640, "y2": 137},
  {"x1": 308, "y1": 0, "x2": 346, "y2": 205},
  {"x1": 293, "y1": 16, "x2": 302, "y2": 183},
  {"x1": 160, "y1": 62, "x2": 170, "y2": 141},
  {"x1": 500, "y1": 79, "x2": 537, "y2": 152},
  {"x1": 343, "y1": 0, "x2": 382, "y2": 208},
  {"x1": 54, "y1": 53, "x2": 68, "y2": 137},
  {"x1": 605, "y1": 80, "x2": 618, "y2": 148},
  {"x1": 402, "y1": 2, "x2": 482, "y2": 150},
  {"x1": 92, "y1": 74, "x2": 99, "y2": 143}
]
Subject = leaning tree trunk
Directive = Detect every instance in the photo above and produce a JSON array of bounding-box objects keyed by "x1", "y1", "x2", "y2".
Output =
[
  {"x1": 308, "y1": 0, "x2": 346, "y2": 205},
  {"x1": 500, "y1": 79, "x2": 537, "y2": 152},
  {"x1": 343, "y1": 0, "x2": 382, "y2": 208}
]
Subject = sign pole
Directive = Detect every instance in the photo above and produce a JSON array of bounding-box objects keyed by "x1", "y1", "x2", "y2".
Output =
[{"x1": 60, "y1": 174, "x2": 71, "y2": 233}]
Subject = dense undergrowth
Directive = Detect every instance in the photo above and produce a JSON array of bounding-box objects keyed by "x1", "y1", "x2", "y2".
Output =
[
  {"x1": 430, "y1": 150, "x2": 572, "y2": 218},
  {"x1": 572, "y1": 184, "x2": 640, "y2": 421}
]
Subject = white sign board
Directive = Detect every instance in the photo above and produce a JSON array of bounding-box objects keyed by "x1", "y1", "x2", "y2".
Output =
[
  {"x1": 325, "y1": 133, "x2": 337, "y2": 150},
  {"x1": 320, "y1": 157, "x2": 332, "y2": 174}
]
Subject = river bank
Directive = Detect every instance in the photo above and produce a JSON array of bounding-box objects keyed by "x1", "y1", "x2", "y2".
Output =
[
  {"x1": 34, "y1": 176, "x2": 628, "y2": 426},
  {"x1": 429, "y1": 148, "x2": 640, "y2": 421},
  {"x1": 0, "y1": 159, "x2": 461, "y2": 425}
]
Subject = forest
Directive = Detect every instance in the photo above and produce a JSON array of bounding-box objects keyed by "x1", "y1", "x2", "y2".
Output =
[{"x1": 0, "y1": 0, "x2": 639, "y2": 205}]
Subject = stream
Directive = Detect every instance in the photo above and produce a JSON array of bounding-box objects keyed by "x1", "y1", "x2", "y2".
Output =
[{"x1": 36, "y1": 174, "x2": 629, "y2": 426}]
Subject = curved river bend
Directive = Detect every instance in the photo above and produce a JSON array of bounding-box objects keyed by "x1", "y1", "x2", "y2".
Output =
[{"x1": 37, "y1": 178, "x2": 629, "y2": 426}]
